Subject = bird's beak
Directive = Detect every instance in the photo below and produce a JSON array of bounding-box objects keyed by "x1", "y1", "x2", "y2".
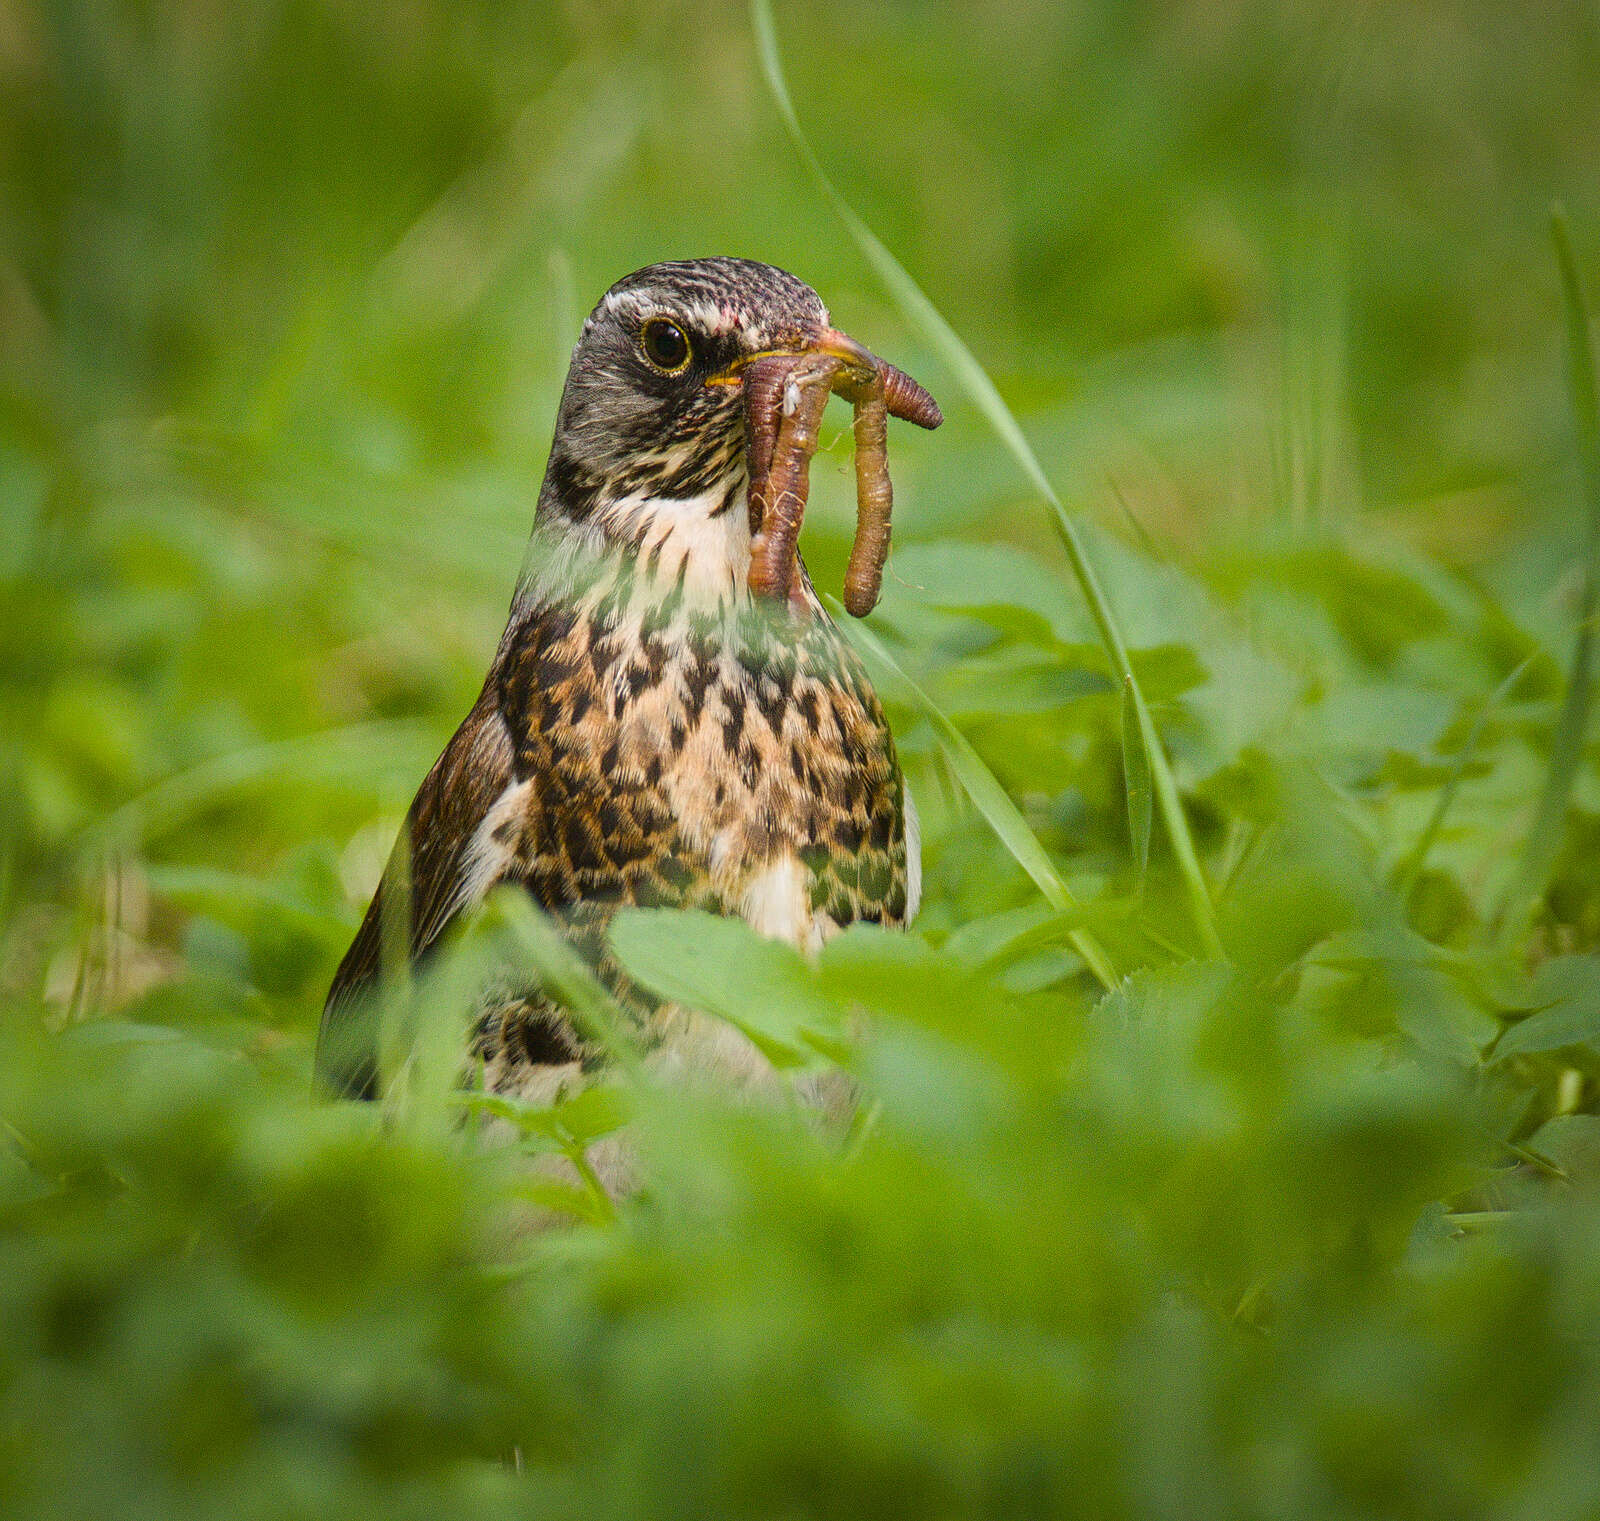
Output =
[
  {"x1": 705, "y1": 327, "x2": 941, "y2": 430},
  {"x1": 703, "y1": 328, "x2": 865, "y2": 385},
  {"x1": 802, "y1": 328, "x2": 881, "y2": 389}
]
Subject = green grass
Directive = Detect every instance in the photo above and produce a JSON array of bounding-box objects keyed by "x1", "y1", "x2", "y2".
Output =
[{"x1": 4, "y1": 1, "x2": 1600, "y2": 1515}]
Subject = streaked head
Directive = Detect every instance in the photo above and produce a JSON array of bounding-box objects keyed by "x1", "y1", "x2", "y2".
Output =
[
  {"x1": 537, "y1": 257, "x2": 938, "y2": 533},
  {"x1": 538, "y1": 258, "x2": 830, "y2": 529}
]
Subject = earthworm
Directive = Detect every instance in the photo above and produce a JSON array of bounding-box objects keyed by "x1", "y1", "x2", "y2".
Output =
[
  {"x1": 740, "y1": 342, "x2": 940, "y2": 616},
  {"x1": 746, "y1": 353, "x2": 838, "y2": 604},
  {"x1": 877, "y1": 360, "x2": 943, "y2": 431},
  {"x1": 741, "y1": 355, "x2": 794, "y2": 535},
  {"x1": 828, "y1": 357, "x2": 910, "y2": 617},
  {"x1": 842, "y1": 385, "x2": 891, "y2": 616}
]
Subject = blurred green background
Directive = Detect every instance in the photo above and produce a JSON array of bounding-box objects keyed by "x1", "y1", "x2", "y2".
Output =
[{"x1": 5, "y1": 1, "x2": 1600, "y2": 1516}]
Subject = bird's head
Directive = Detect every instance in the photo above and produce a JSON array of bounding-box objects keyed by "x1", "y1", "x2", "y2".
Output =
[
  {"x1": 534, "y1": 258, "x2": 934, "y2": 555},
  {"x1": 537, "y1": 258, "x2": 826, "y2": 529}
]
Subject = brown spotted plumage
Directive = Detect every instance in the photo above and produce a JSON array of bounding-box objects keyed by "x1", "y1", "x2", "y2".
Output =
[{"x1": 318, "y1": 258, "x2": 938, "y2": 1107}]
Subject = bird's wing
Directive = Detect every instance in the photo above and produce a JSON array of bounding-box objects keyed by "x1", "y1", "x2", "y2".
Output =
[{"x1": 316, "y1": 686, "x2": 526, "y2": 1098}]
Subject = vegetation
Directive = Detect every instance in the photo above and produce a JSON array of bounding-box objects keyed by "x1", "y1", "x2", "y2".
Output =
[{"x1": 4, "y1": 1, "x2": 1600, "y2": 1514}]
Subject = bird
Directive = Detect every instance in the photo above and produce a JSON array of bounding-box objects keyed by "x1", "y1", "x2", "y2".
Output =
[{"x1": 317, "y1": 257, "x2": 937, "y2": 1121}]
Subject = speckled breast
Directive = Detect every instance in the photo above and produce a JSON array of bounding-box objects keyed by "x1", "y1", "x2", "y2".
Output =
[{"x1": 494, "y1": 567, "x2": 915, "y2": 951}]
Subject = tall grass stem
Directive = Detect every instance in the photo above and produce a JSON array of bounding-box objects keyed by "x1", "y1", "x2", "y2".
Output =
[{"x1": 1497, "y1": 207, "x2": 1600, "y2": 942}]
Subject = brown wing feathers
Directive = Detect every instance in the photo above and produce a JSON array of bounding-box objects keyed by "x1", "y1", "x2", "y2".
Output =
[{"x1": 316, "y1": 691, "x2": 518, "y2": 1097}]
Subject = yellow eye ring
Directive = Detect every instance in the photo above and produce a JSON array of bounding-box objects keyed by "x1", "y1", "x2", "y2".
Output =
[{"x1": 640, "y1": 317, "x2": 692, "y2": 373}]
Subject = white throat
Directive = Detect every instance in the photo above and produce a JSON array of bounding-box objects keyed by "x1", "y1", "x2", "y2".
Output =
[{"x1": 598, "y1": 482, "x2": 752, "y2": 604}]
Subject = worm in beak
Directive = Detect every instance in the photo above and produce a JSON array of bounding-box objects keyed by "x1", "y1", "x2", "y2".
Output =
[{"x1": 732, "y1": 330, "x2": 940, "y2": 615}]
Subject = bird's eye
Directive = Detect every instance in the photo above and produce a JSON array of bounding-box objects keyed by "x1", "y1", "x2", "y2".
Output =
[{"x1": 640, "y1": 318, "x2": 692, "y2": 373}]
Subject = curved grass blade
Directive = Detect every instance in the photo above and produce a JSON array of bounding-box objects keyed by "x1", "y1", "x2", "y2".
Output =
[
  {"x1": 88, "y1": 720, "x2": 437, "y2": 850},
  {"x1": 1120, "y1": 676, "x2": 1153, "y2": 882},
  {"x1": 1498, "y1": 206, "x2": 1600, "y2": 942},
  {"x1": 836, "y1": 604, "x2": 1118, "y2": 990},
  {"x1": 488, "y1": 890, "x2": 644, "y2": 1077},
  {"x1": 753, "y1": 0, "x2": 1222, "y2": 959}
]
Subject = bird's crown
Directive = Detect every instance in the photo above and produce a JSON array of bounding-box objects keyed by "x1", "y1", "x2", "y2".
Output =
[{"x1": 587, "y1": 258, "x2": 829, "y2": 356}]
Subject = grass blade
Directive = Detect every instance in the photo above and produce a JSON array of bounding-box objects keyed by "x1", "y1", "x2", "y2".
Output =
[
  {"x1": 1120, "y1": 676, "x2": 1153, "y2": 881},
  {"x1": 753, "y1": 0, "x2": 1222, "y2": 959},
  {"x1": 836, "y1": 604, "x2": 1118, "y2": 990},
  {"x1": 1394, "y1": 653, "x2": 1536, "y2": 898},
  {"x1": 490, "y1": 890, "x2": 644, "y2": 1077},
  {"x1": 1498, "y1": 206, "x2": 1600, "y2": 941},
  {"x1": 88, "y1": 720, "x2": 437, "y2": 850}
]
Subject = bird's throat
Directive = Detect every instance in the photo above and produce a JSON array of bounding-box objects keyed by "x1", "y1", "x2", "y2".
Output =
[{"x1": 594, "y1": 477, "x2": 755, "y2": 606}]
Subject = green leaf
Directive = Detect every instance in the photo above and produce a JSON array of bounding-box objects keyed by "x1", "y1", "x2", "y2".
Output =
[
  {"x1": 1394, "y1": 654, "x2": 1538, "y2": 895},
  {"x1": 89, "y1": 721, "x2": 438, "y2": 849},
  {"x1": 890, "y1": 541, "x2": 1088, "y2": 644},
  {"x1": 607, "y1": 908, "x2": 834, "y2": 1066},
  {"x1": 1492, "y1": 956, "x2": 1600, "y2": 1059},
  {"x1": 1525, "y1": 1113, "x2": 1600, "y2": 1185},
  {"x1": 456, "y1": 1083, "x2": 630, "y2": 1147}
]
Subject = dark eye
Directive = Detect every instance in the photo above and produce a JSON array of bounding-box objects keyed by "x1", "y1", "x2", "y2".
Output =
[{"x1": 640, "y1": 318, "x2": 691, "y2": 372}]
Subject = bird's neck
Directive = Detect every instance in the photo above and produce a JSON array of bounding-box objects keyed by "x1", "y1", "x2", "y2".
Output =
[
  {"x1": 589, "y1": 474, "x2": 754, "y2": 605},
  {"x1": 515, "y1": 460, "x2": 820, "y2": 628}
]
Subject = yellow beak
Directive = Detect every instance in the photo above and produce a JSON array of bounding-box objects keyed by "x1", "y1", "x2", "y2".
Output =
[{"x1": 703, "y1": 327, "x2": 878, "y2": 389}]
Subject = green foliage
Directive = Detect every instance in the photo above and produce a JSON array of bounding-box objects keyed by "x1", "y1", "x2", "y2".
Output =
[{"x1": 5, "y1": 0, "x2": 1600, "y2": 1515}]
